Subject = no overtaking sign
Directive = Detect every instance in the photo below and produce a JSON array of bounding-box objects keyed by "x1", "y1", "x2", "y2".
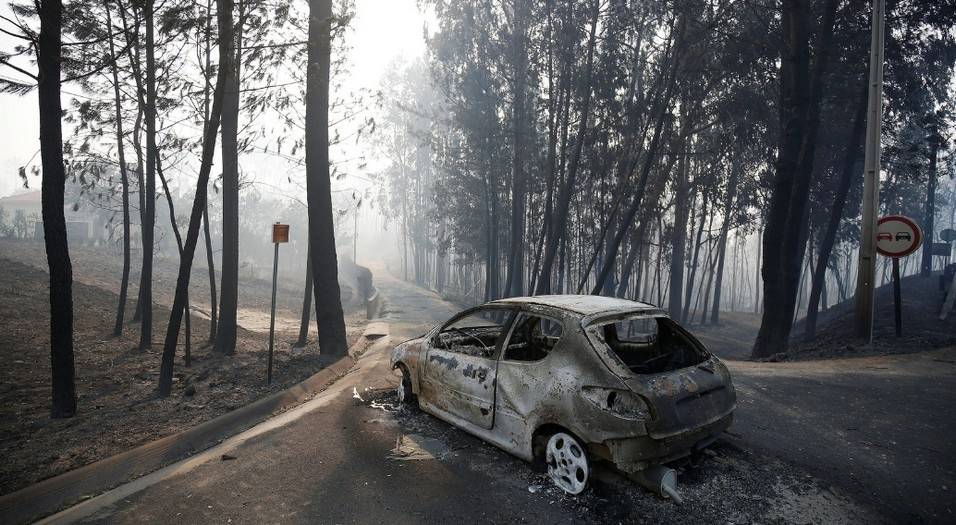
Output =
[{"x1": 876, "y1": 215, "x2": 922, "y2": 259}]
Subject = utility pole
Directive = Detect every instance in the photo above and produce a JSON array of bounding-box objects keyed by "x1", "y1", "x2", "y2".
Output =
[{"x1": 853, "y1": 0, "x2": 885, "y2": 343}]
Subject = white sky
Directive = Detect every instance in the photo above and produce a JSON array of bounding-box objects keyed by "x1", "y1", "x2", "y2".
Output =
[{"x1": 0, "y1": 0, "x2": 431, "y2": 199}]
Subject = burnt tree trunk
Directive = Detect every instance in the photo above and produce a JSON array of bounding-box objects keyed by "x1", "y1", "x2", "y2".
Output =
[
  {"x1": 106, "y1": 0, "x2": 131, "y2": 337},
  {"x1": 711, "y1": 159, "x2": 740, "y2": 324},
  {"x1": 668, "y1": 137, "x2": 691, "y2": 319},
  {"x1": 139, "y1": 0, "x2": 157, "y2": 350},
  {"x1": 590, "y1": 13, "x2": 686, "y2": 295},
  {"x1": 120, "y1": 4, "x2": 146, "y2": 325},
  {"x1": 157, "y1": 0, "x2": 231, "y2": 398},
  {"x1": 215, "y1": 5, "x2": 241, "y2": 355},
  {"x1": 803, "y1": 85, "x2": 866, "y2": 339},
  {"x1": 921, "y1": 124, "x2": 941, "y2": 277},
  {"x1": 682, "y1": 191, "x2": 709, "y2": 324},
  {"x1": 202, "y1": 202, "x2": 217, "y2": 343},
  {"x1": 157, "y1": 159, "x2": 192, "y2": 367},
  {"x1": 296, "y1": 245, "x2": 314, "y2": 348},
  {"x1": 201, "y1": 3, "x2": 217, "y2": 344},
  {"x1": 535, "y1": 0, "x2": 598, "y2": 295},
  {"x1": 752, "y1": 0, "x2": 836, "y2": 358},
  {"x1": 504, "y1": 0, "x2": 528, "y2": 298},
  {"x1": 305, "y1": 0, "x2": 349, "y2": 358},
  {"x1": 38, "y1": 0, "x2": 76, "y2": 418}
]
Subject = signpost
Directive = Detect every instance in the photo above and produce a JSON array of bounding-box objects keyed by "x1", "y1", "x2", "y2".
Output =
[
  {"x1": 268, "y1": 223, "x2": 290, "y2": 384},
  {"x1": 875, "y1": 215, "x2": 922, "y2": 337},
  {"x1": 941, "y1": 229, "x2": 956, "y2": 243}
]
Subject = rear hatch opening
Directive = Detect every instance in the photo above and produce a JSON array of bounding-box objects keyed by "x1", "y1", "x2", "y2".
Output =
[
  {"x1": 586, "y1": 315, "x2": 708, "y2": 374},
  {"x1": 584, "y1": 313, "x2": 735, "y2": 439}
]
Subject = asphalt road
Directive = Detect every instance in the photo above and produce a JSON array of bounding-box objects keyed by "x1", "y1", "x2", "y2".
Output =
[{"x1": 62, "y1": 272, "x2": 954, "y2": 524}]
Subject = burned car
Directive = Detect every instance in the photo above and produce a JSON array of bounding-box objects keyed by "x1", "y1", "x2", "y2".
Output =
[{"x1": 390, "y1": 295, "x2": 735, "y2": 495}]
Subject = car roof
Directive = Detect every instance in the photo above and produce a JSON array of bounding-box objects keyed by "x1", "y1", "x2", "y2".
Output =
[{"x1": 489, "y1": 294, "x2": 659, "y2": 316}]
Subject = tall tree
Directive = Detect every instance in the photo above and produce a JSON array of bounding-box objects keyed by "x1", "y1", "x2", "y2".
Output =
[
  {"x1": 138, "y1": 0, "x2": 157, "y2": 350},
  {"x1": 920, "y1": 115, "x2": 942, "y2": 277},
  {"x1": 38, "y1": 0, "x2": 77, "y2": 418},
  {"x1": 214, "y1": 0, "x2": 241, "y2": 355},
  {"x1": 803, "y1": 86, "x2": 867, "y2": 339},
  {"x1": 158, "y1": 0, "x2": 232, "y2": 397},
  {"x1": 304, "y1": 0, "x2": 348, "y2": 358},
  {"x1": 105, "y1": 0, "x2": 132, "y2": 337},
  {"x1": 752, "y1": 0, "x2": 837, "y2": 358},
  {"x1": 536, "y1": 0, "x2": 599, "y2": 295},
  {"x1": 668, "y1": 145, "x2": 690, "y2": 319},
  {"x1": 504, "y1": 0, "x2": 529, "y2": 298}
]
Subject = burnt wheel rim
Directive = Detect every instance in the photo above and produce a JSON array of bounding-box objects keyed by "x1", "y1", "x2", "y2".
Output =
[{"x1": 545, "y1": 432, "x2": 588, "y2": 494}]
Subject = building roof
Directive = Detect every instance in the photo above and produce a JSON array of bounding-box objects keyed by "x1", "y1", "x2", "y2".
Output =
[
  {"x1": 0, "y1": 190, "x2": 41, "y2": 206},
  {"x1": 489, "y1": 294, "x2": 659, "y2": 316}
]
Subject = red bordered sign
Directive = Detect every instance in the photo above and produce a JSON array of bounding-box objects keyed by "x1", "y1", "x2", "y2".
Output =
[{"x1": 876, "y1": 215, "x2": 922, "y2": 258}]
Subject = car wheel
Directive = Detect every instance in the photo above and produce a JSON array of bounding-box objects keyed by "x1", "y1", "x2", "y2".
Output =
[
  {"x1": 545, "y1": 432, "x2": 589, "y2": 495},
  {"x1": 396, "y1": 364, "x2": 416, "y2": 406}
]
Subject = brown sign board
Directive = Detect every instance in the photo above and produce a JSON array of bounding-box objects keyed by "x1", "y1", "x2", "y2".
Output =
[
  {"x1": 932, "y1": 242, "x2": 952, "y2": 257},
  {"x1": 272, "y1": 223, "x2": 289, "y2": 244}
]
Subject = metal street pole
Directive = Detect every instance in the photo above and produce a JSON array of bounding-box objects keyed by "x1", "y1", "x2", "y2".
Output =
[
  {"x1": 853, "y1": 0, "x2": 885, "y2": 343},
  {"x1": 267, "y1": 223, "x2": 289, "y2": 384},
  {"x1": 267, "y1": 239, "x2": 279, "y2": 384}
]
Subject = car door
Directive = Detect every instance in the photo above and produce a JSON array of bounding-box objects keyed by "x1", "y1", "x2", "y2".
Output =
[
  {"x1": 495, "y1": 311, "x2": 566, "y2": 435},
  {"x1": 421, "y1": 306, "x2": 514, "y2": 429}
]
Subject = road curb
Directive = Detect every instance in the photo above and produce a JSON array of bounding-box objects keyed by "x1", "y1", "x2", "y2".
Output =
[{"x1": 0, "y1": 344, "x2": 364, "y2": 525}]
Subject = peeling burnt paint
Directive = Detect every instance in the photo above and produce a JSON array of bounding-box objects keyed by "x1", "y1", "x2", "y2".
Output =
[
  {"x1": 461, "y1": 364, "x2": 489, "y2": 383},
  {"x1": 428, "y1": 353, "x2": 460, "y2": 370}
]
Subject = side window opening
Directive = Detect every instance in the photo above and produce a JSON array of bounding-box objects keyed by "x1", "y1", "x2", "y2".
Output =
[
  {"x1": 591, "y1": 316, "x2": 705, "y2": 374},
  {"x1": 504, "y1": 313, "x2": 564, "y2": 362},
  {"x1": 435, "y1": 309, "x2": 510, "y2": 358}
]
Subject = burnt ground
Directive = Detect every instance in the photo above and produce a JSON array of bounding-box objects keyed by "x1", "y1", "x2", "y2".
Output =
[
  {"x1": 787, "y1": 271, "x2": 956, "y2": 360},
  {"x1": 0, "y1": 239, "x2": 368, "y2": 496},
  {"x1": 687, "y1": 271, "x2": 956, "y2": 362}
]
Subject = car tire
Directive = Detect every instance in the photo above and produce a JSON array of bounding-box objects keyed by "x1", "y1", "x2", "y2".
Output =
[
  {"x1": 545, "y1": 432, "x2": 589, "y2": 495},
  {"x1": 396, "y1": 364, "x2": 416, "y2": 407}
]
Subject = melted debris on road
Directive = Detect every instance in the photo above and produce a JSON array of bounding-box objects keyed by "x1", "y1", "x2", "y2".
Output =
[{"x1": 358, "y1": 388, "x2": 878, "y2": 524}]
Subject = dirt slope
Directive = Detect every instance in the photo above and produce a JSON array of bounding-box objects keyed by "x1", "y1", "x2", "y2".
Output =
[{"x1": 0, "y1": 242, "x2": 366, "y2": 496}]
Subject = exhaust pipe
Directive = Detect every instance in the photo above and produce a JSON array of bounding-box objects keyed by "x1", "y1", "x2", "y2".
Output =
[{"x1": 631, "y1": 465, "x2": 683, "y2": 504}]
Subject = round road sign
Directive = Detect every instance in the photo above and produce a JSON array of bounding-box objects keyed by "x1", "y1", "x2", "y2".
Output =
[
  {"x1": 876, "y1": 215, "x2": 922, "y2": 258},
  {"x1": 941, "y1": 228, "x2": 956, "y2": 243}
]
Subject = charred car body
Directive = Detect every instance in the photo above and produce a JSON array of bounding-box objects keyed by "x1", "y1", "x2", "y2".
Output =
[{"x1": 390, "y1": 295, "x2": 736, "y2": 494}]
